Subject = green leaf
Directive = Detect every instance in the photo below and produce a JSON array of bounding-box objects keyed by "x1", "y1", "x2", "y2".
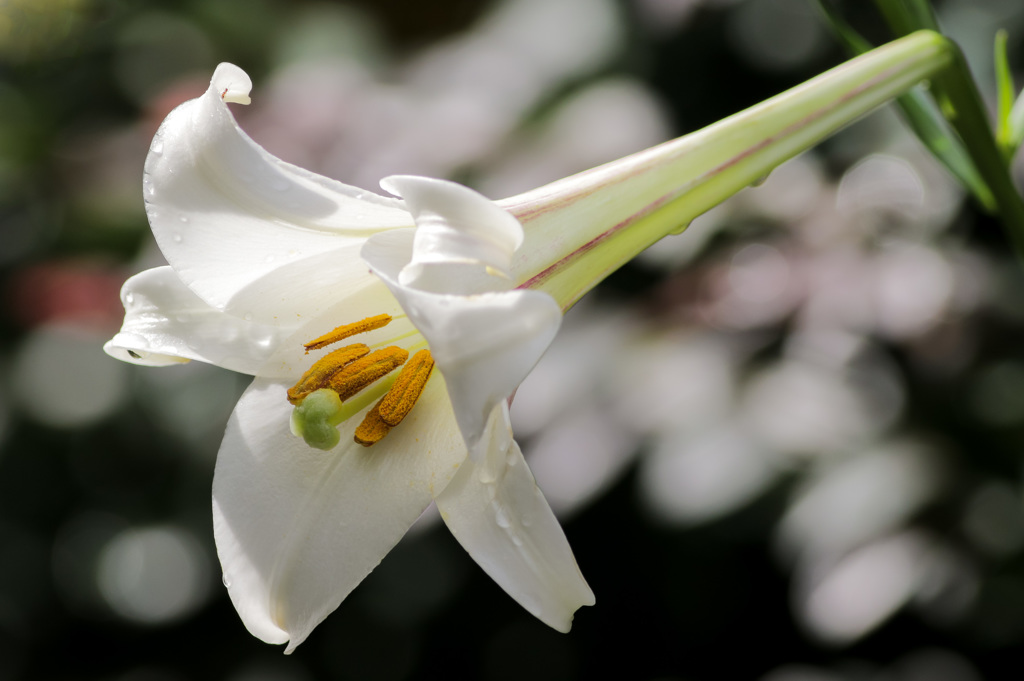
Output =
[
  {"x1": 871, "y1": 0, "x2": 1024, "y2": 251},
  {"x1": 813, "y1": 0, "x2": 995, "y2": 210},
  {"x1": 873, "y1": 0, "x2": 940, "y2": 34},
  {"x1": 932, "y1": 46, "x2": 1024, "y2": 252},
  {"x1": 1011, "y1": 88, "x2": 1024, "y2": 152},
  {"x1": 901, "y1": 0, "x2": 941, "y2": 32},
  {"x1": 810, "y1": 0, "x2": 873, "y2": 54},
  {"x1": 1000, "y1": 31, "x2": 1024, "y2": 156},
  {"x1": 995, "y1": 30, "x2": 1015, "y2": 157},
  {"x1": 896, "y1": 88, "x2": 997, "y2": 211}
]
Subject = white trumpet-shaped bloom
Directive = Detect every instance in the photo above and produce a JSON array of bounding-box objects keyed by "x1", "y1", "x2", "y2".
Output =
[
  {"x1": 105, "y1": 63, "x2": 592, "y2": 653},
  {"x1": 106, "y1": 37, "x2": 951, "y2": 652}
]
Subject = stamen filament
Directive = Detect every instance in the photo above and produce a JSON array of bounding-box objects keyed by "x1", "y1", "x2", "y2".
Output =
[
  {"x1": 377, "y1": 350, "x2": 434, "y2": 427},
  {"x1": 304, "y1": 314, "x2": 392, "y2": 353},
  {"x1": 287, "y1": 343, "x2": 370, "y2": 405},
  {"x1": 329, "y1": 346, "x2": 409, "y2": 401}
]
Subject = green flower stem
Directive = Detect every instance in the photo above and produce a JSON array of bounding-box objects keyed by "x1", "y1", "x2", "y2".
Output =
[
  {"x1": 873, "y1": 0, "x2": 1024, "y2": 255},
  {"x1": 508, "y1": 31, "x2": 954, "y2": 310}
]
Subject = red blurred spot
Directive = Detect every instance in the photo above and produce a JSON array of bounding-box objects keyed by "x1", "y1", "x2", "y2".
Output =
[{"x1": 7, "y1": 261, "x2": 126, "y2": 330}]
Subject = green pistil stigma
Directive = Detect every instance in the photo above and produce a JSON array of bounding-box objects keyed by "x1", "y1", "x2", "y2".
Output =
[{"x1": 290, "y1": 388, "x2": 345, "y2": 450}]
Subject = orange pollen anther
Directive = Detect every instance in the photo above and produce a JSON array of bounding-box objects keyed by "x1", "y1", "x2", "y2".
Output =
[
  {"x1": 303, "y1": 314, "x2": 392, "y2": 353},
  {"x1": 354, "y1": 399, "x2": 392, "y2": 447},
  {"x1": 377, "y1": 350, "x2": 435, "y2": 427},
  {"x1": 328, "y1": 346, "x2": 409, "y2": 402},
  {"x1": 287, "y1": 343, "x2": 370, "y2": 405},
  {"x1": 289, "y1": 314, "x2": 435, "y2": 449}
]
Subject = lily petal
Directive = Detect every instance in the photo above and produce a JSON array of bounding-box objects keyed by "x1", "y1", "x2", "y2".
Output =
[
  {"x1": 213, "y1": 376, "x2": 465, "y2": 653},
  {"x1": 362, "y1": 175, "x2": 588, "y2": 631},
  {"x1": 381, "y1": 175, "x2": 524, "y2": 294},
  {"x1": 434, "y1": 402, "x2": 595, "y2": 632},
  {"x1": 363, "y1": 229, "x2": 561, "y2": 452},
  {"x1": 103, "y1": 266, "x2": 298, "y2": 374},
  {"x1": 146, "y1": 63, "x2": 413, "y2": 322}
]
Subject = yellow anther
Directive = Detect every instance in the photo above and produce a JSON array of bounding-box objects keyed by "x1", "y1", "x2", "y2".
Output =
[
  {"x1": 328, "y1": 346, "x2": 409, "y2": 401},
  {"x1": 287, "y1": 343, "x2": 370, "y2": 405},
  {"x1": 304, "y1": 314, "x2": 392, "y2": 353},
  {"x1": 287, "y1": 313, "x2": 432, "y2": 451},
  {"x1": 377, "y1": 350, "x2": 434, "y2": 427},
  {"x1": 354, "y1": 400, "x2": 392, "y2": 447}
]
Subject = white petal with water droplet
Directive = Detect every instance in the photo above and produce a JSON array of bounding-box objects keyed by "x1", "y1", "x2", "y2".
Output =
[
  {"x1": 104, "y1": 267, "x2": 298, "y2": 374},
  {"x1": 213, "y1": 376, "x2": 465, "y2": 652},
  {"x1": 146, "y1": 63, "x2": 413, "y2": 323}
]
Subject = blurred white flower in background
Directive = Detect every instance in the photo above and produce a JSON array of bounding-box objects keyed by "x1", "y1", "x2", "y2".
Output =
[
  {"x1": 97, "y1": 524, "x2": 213, "y2": 625},
  {"x1": 11, "y1": 324, "x2": 130, "y2": 428},
  {"x1": 728, "y1": 0, "x2": 830, "y2": 72},
  {"x1": 775, "y1": 440, "x2": 945, "y2": 562},
  {"x1": 792, "y1": 530, "x2": 970, "y2": 646},
  {"x1": 477, "y1": 78, "x2": 673, "y2": 196},
  {"x1": 641, "y1": 424, "x2": 778, "y2": 524},
  {"x1": 245, "y1": 0, "x2": 638, "y2": 191}
]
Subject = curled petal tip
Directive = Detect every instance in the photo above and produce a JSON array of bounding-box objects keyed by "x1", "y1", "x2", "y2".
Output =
[
  {"x1": 102, "y1": 337, "x2": 190, "y2": 367},
  {"x1": 211, "y1": 62, "x2": 253, "y2": 105},
  {"x1": 378, "y1": 174, "x2": 412, "y2": 198},
  {"x1": 379, "y1": 175, "x2": 523, "y2": 249}
]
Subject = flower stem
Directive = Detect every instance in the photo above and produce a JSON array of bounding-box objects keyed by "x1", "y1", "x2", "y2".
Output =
[{"x1": 506, "y1": 31, "x2": 955, "y2": 310}]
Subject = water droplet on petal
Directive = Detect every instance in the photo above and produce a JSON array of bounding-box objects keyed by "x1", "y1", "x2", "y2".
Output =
[
  {"x1": 222, "y1": 574, "x2": 232, "y2": 588},
  {"x1": 172, "y1": 233, "x2": 183, "y2": 243},
  {"x1": 179, "y1": 216, "x2": 189, "y2": 223},
  {"x1": 243, "y1": 312, "x2": 253, "y2": 322},
  {"x1": 494, "y1": 506, "x2": 511, "y2": 529},
  {"x1": 124, "y1": 292, "x2": 135, "y2": 305},
  {"x1": 150, "y1": 140, "x2": 163, "y2": 155}
]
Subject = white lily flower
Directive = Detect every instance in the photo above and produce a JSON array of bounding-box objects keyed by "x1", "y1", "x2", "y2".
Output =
[
  {"x1": 108, "y1": 64, "x2": 592, "y2": 653},
  {"x1": 106, "y1": 32, "x2": 953, "y2": 652}
]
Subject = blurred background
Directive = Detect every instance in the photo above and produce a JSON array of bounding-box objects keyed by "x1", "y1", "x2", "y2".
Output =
[{"x1": 2, "y1": 0, "x2": 1024, "y2": 679}]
